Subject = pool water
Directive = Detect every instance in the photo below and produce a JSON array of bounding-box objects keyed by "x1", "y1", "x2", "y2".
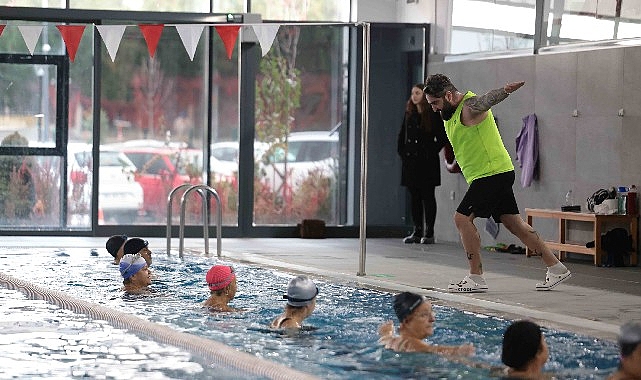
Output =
[{"x1": 0, "y1": 247, "x2": 620, "y2": 379}]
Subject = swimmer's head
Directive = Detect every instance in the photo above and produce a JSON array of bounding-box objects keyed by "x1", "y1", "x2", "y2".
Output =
[
  {"x1": 119, "y1": 254, "x2": 146, "y2": 280},
  {"x1": 206, "y1": 265, "x2": 236, "y2": 291},
  {"x1": 123, "y1": 237, "x2": 148, "y2": 255},
  {"x1": 619, "y1": 321, "x2": 641, "y2": 357},
  {"x1": 393, "y1": 292, "x2": 424, "y2": 323},
  {"x1": 502, "y1": 320, "x2": 543, "y2": 369},
  {"x1": 283, "y1": 276, "x2": 318, "y2": 307},
  {"x1": 106, "y1": 235, "x2": 127, "y2": 258}
]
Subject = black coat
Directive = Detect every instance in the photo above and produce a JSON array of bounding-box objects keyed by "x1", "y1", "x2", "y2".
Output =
[{"x1": 397, "y1": 107, "x2": 447, "y2": 188}]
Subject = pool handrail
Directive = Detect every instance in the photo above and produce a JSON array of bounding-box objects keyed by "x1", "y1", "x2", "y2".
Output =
[
  {"x1": 166, "y1": 183, "x2": 198, "y2": 255},
  {"x1": 178, "y1": 184, "x2": 222, "y2": 258}
]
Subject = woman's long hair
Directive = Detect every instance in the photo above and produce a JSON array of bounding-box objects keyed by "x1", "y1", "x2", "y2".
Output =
[{"x1": 405, "y1": 83, "x2": 432, "y2": 133}]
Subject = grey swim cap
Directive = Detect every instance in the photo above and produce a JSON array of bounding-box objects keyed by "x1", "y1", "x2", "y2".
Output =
[
  {"x1": 619, "y1": 321, "x2": 641, "y2": 345},
  {"x1": 283, "y1": 276, "x2": 318, "y2": 307}
]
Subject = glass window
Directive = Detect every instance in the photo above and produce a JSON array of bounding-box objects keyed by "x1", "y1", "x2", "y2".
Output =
[
  {"x1": 543, "y1": 0, "x2": 641, "y2": 48},
  {"x1": 450, "y1": 0, "x2": 536, "y2": 54},
  {"x1": 99, "y1": 25, "x2": 208, "y2": 226},
  {"x1": 212, "y1": 0, "x2": 245, "y2": 13},
  {"x1": 250, "y1": 0, "x2": 350, "y2": 21},
  {"x1": 69, "y1": 0, "x2": 210, "y2": 12},
  {"x1": 0, "y1": 0, "x2": 64, "y2": 7},
  {"x1": 254, "y1": 25, "x2": 347, "y2": 226}
]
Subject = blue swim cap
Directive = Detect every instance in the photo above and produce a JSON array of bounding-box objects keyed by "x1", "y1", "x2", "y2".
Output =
[{"x1": 119, "y1": 254, "x2": 146, "y2": 279}]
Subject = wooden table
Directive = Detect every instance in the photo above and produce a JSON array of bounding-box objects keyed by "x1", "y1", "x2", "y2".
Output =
[{"x1": 525, "y1": 208, "x2": 638, "y2": 266}]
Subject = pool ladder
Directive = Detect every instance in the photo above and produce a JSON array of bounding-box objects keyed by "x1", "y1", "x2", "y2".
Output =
[{"x1": 166, "y1": 184, "x2": 222, "y2": 258}]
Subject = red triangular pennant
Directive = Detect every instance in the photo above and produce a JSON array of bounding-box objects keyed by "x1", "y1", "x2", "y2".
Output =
[
  {"x1": 214, "y1": 25, "x2": 240, "y2": 59},
  {"x1": 138, "y1": 24, "x2": 164, "y2": 58},
  {"x1": 56, "y1": 25, "x2": 86, "y2": 62},
  {"x1": 0, "y1": 25, "x2": 5, "y2": 38}
]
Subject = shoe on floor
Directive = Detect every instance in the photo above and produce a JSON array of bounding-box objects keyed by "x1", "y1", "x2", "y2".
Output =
[
  {"x1": 535, "y1": 270, "x2": 571, "y2": 291},
  {"x1": 420, "y1": 236, "x2": 434, "y2": 244},
  {"x1": 403, "y1": 235, "x2": 421, "y2": 244},
  {"x1": 448, "y1": 275, "x2": 488, "y2": 293}
]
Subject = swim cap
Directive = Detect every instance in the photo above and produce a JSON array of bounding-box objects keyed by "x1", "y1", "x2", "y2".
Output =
[
  {"x1": 393, "y1": 292, "x2": 424, "y2": 323},
  {"x1": 123, "y1": 237, "x2": 148, "y2": 255},
  {"x1": 106, "y1": 235, "x2": 127, "y2": 258},
  {"x1": 619, "y1": 321, "x2": 641, "y2": 345},
  {"x1": 206, "y1": 265, "x2": 236, "y2": 291},
  {"x1": 502, "y1": 320, "x2": 542, "y2": 369},
  {"x1": 119, "y1": 254, "x2": 147, "y2": 280},
  {"x1": 283, "y1": 276, "x2": 318, "y2": 307}
]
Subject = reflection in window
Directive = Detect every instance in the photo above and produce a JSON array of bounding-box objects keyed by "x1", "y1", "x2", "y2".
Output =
[
  {"x1": 543, "y1": 0, "x2": 641, "y2": 47},
  {"x1": 451, "y1": 0, "x2": 535, "y2": 54},
  {"x1": 254, "y1": 26, "x2": 347, "y2": 226},
  {"x1": 250, "y1": 0, "x2": 349, "y2": 21}
]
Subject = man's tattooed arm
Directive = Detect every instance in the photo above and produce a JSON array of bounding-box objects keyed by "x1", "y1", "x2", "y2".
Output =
[{"x1": 464, "y1": 88, "x2": 509, "y2": 113}]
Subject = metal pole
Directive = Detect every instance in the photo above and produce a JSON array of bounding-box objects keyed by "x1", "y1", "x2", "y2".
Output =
[
  {"x1": 166, "y1": 183, "x2": 194, "y2": 255},
  {"x1": 358, "y1": 22, "x2": 370, "y2": 276}
]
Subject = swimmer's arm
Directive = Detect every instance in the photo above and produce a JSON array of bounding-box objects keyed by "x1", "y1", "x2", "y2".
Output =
[
  {"x1": 465, "y1": 81, "x2": 525, "y2": 115},
  {"x1": 378, "y1": 321, "x2": 394, "y2": 338},
  {"x1": 415, "y1": 341, "x2": 475, "y2": 356}
]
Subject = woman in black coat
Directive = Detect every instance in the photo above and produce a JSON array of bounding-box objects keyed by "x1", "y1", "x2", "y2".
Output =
[{"x1": 397, "y1": 84, "x2": 447, "y2": 244}]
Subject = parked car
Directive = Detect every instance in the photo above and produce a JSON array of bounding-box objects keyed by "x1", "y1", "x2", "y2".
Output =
[
  {"x1": 259, "y1": 131, "x2": 339, "y2": 192},
  {"x1": 67, "y1": 143, "x2": 144, "y2": 224},
  {"x1": 121, "y1": 146, "x2": 202, "y2": 218},
  {"x1": 210, "y1": 141, "x2": 269, "y2": 183}
]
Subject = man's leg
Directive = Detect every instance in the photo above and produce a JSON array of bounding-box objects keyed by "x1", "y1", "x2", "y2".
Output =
[
  {"x1": 500, "y1": 214, "x2": 571, "y2": 290},
  {"x1": 454, "y1": 211, "x2": 483, "y2": 274},
  {"x1": 500, "y1": 214, "x2": 560, "y2": 266}
]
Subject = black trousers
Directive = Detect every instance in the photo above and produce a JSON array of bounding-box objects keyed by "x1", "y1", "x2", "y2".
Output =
[{"x1": 407, "y1": 185, "x2": 436, "y2": 237}]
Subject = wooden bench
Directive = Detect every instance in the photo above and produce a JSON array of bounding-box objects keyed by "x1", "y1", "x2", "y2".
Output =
[{"x1": 525, "y1": 208, "x2": 638, "y2": 266}]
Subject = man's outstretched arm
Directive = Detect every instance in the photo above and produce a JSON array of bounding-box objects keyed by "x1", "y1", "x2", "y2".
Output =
[{"x1": 465, "y1": 81, "x2": 525, "y2": 113}]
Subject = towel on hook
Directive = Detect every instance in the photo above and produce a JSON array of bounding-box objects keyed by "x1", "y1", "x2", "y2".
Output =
[{"x1": 515, "y1": 114, "x2": 539, "y2": 188}]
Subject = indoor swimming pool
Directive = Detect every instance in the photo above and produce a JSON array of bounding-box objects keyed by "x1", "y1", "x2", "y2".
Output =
[{"x1": 0, "y1": 246, "x2": 620, "y2": 379}]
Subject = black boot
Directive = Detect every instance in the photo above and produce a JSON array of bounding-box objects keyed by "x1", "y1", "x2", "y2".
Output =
[
  {"x1": 421, "y1": 230, "x2": 435, "y2": 244},
  {"x1": 403, "y1": 227, "x2": 422, "y2": 244}
]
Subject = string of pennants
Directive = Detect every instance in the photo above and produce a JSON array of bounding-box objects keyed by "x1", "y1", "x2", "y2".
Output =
[{"x1": 0, "y1": 23, "x2": 281, "y2": 62}]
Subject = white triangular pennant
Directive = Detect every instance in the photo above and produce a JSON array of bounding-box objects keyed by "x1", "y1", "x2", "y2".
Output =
[
  {"x1": 17, "y1": 25, "x2": 44, "y2": 55},
  {"x1": 96, "y1": 25, "x2": 127, "y2": 62},
  {"x1": 174, "y1": 24, "x2": 205, "y2": 61},
  {"x1": 251, "y1": 24, "x2": 280, "y2": 56}
]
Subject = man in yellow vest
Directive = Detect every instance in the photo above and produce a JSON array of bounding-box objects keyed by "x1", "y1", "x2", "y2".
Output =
[{"x1": 423, "y1": 73, "x2": 571, "y2": 293}]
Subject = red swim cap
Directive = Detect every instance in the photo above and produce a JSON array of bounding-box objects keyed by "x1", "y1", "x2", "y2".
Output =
[{"x1": 206, "y1": 265, "x2": 235, "y2": 291}]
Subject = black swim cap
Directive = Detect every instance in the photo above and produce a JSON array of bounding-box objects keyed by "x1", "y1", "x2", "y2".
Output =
[
  {"x1": 393, "y1": 292, "x2": 424, "y2": 323},
  {"x1": 502, "y1": 320, "x2": 542, "y2": 369}
]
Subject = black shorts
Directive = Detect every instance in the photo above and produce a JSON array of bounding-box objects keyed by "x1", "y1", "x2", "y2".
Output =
[{"x1": 456, "y1": 171, "x2": 519, "y2": 223}]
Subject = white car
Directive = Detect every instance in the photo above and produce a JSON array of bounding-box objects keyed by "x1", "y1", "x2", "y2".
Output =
[
  {"x1": 67, "y1": 143, "x2": 144, "y2": 223},
  {"x1": 259, "y1": 131, "x2": 339, "y2": 192},
  {"x1": 210, "y1": 141, "x2": 269, "y2": 182}
]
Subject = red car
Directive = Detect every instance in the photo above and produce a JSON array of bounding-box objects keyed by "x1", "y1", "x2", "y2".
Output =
[{"x1": 121, "y1": 147, "x2": 203, "y2": 219}]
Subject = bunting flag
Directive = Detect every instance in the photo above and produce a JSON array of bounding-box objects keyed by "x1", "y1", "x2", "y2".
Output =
[
  {"x1": 0, "y1": 25, "x2": 6, "y2": 37},
  {"x1": 214, "y1": 25, "x2": 240, "y2": 59},
  {"x1": 56, "y1": 25, "x2": 86, "y2": 62},
  {"x1": 174, "y1": 24, "x2": 205, "y2": 61},
  {"x1": 96, "y1": 25, "x2": 127, "y2": 62},
  {"x1": 251, "y1": 24, "x2": 280, "y2": 56},
  {"x1": 17, "y1": 25, "x2": 44, "y2": 55},
  {"x1": 138, "y1": 24, "x2": 164, "y2": 58}
]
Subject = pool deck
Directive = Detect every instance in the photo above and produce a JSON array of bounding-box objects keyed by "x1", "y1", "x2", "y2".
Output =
[{"x1": 4, "y1": 236, "x2": 640, "y2": 341}]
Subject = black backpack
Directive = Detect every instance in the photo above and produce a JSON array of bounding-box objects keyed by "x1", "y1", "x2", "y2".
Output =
[{"x1": 601, "y1": 227, "x2": 633, "y2": 267}]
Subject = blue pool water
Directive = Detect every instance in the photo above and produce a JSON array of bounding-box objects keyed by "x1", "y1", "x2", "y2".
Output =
[{"x1": 0, "y1": 247, "x2": 620, "y2": 379}]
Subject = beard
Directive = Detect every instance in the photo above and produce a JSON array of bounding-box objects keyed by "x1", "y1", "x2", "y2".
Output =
[{"x1": 440, "y1": 101, "x2": 456, "y2": 121}]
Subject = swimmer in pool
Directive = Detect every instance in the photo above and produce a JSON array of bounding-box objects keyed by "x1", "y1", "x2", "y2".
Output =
[
  {"x1": 119, "y1": 253, "x2": 151, "y2": 294},
  {"x1": 500, "y1": 320, "x2": 550, "y2": 379},
  {"x1": 203, "y1": 264, "x2": 241, "y2": 312},
  {"x1": 378, "y1": 292, "x2": 474, "y2": 356},
  {"x1": 270, "y1": 275, "x2": 318, "y2": 330},
  {"x1": 105, "y1": 234, "x2": 127, "y2": 265},
  {"x1": 122, "y1": 237, "x2": 152, "y2": 267},
  {"x1": 608, "y1": 321, "x2": 641, "y2": 380}
]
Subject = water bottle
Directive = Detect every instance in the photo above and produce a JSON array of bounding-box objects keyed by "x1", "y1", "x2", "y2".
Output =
[
  {"x1": 627, "y1": 185, "x2": 638, "y2": 215},
  {"x1": 565, "y1": 190, "x2": 574, "y2": 206},
  {"x1": 618, "y1": 186, "x2": 628, "y2": 214}
]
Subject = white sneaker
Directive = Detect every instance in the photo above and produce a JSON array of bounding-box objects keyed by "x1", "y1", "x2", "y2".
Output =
[
  {"x1": 448, "y1": 275, "x2": 488, "y2": 293},
  {"x1": 535, "y1": 270, "x2": 571, "y2": 291}
]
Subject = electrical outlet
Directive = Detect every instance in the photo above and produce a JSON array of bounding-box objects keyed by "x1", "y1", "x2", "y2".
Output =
[{"x1": 450, "y1": 191, "x2": 455, "y2": 200}]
